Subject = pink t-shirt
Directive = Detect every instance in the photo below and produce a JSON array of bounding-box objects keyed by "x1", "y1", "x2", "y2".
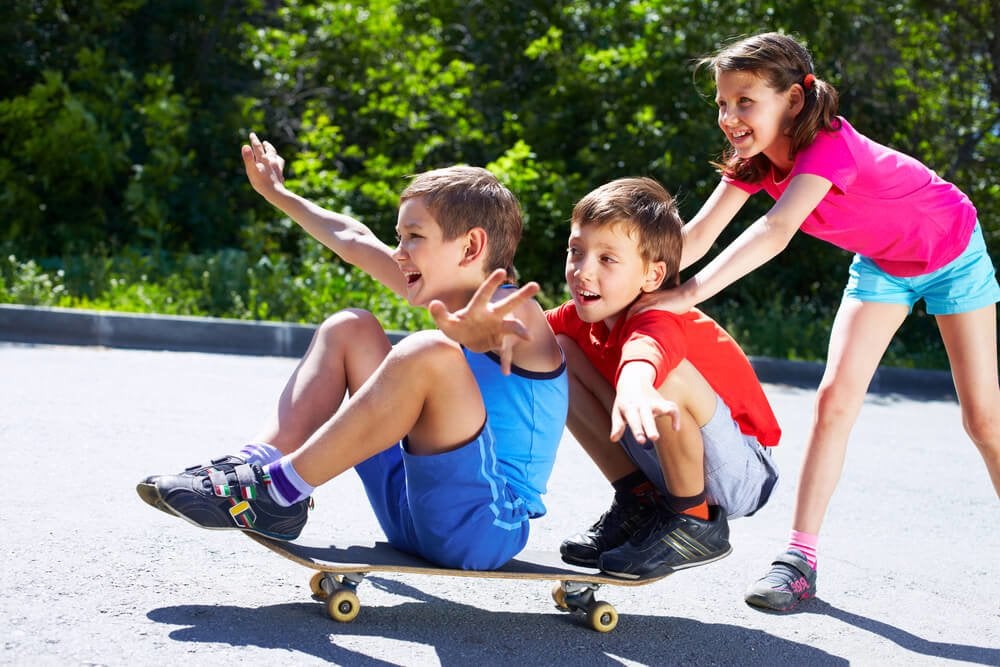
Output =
[{"x1": 723, "y1": 117, "x2": 977, "y2": 277}]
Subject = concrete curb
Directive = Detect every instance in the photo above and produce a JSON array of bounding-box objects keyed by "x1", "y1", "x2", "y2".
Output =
[{"x1": 0, "y1": 303, "x2": 957, "y2": 400}]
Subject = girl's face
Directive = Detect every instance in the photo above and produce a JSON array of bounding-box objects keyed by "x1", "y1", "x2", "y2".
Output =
[
  {"x1": 715, "y1": 69, "x2": 801, "y2": 173},
  {"x1": 565, "y1": 221, "x2": 664, "y2": 329}
]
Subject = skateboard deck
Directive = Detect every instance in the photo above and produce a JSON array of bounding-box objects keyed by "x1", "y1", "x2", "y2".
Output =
[{"x1": 248, "y1": 533, "x2": 668, "y2": 632}]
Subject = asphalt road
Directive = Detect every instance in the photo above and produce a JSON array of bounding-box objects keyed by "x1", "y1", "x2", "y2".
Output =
[{"x1": 2, "y1": 342, "x2": 997, "y2": 666}]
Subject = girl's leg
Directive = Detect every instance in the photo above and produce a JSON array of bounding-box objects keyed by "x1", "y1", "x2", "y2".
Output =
[
  {"x1": 792, "y1": 299, "x2": 909, "y2": 535},
  {"x1": 936, "y1": 304, "x2": 1000, "y2": 495},
  {"x1": 253, "y1": 309, "x2": 392, "y2": 454}
]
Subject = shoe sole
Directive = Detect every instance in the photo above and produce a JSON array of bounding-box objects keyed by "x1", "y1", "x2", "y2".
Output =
[
  {"x1": 744, "y1": 590, "x2": 814, "y2": 612},
  {"x1": 601, "y1": 544, "x2": 733, "y2": 580},
  {"x1": 135, "y1": 481, "x2": 299, "y2": 542}
]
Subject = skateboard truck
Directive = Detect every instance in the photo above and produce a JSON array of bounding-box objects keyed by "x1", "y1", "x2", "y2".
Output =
[{"x1": 551, "y1": 581, "x2": 619, "y2": 632}]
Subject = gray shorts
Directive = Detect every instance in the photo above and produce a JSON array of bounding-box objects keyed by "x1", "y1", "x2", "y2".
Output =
[{"x1": 620, "y1": 394, "x2": 779, "y2": 519}]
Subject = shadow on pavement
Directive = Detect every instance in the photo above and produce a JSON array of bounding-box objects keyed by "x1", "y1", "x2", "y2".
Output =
[
  {"x1": 773, "y1": 599, "x2": 999, "y2": 666},
  {"x1": 148, "y1": 577, "x2": 847, "y2": 666}
]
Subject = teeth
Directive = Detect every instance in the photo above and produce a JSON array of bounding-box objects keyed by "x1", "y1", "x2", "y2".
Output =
[
  {"x1": 579, "y1": 289, "x2": 599, "y2": 298},
  {"x1": 732, "y1": 129, "x2": 750, "y2": 138}
]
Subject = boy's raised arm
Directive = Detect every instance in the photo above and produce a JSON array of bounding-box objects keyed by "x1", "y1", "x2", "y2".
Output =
[{"x1": 242, "y1": 132, "x2": 407, "y2": 296}]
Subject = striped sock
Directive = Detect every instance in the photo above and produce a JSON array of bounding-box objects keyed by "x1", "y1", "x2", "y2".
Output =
[
  {"x1": 264, "y1": 457, "x2": 314, "y2": 507},
  {"x1": 239, "y1": 442, "x2": 283, "y2": 466},
  {"x1": 789, "y1": 529, "x2": 819, "y2": 569}
]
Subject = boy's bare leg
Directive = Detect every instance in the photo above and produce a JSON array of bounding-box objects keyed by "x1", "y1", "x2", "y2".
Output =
[
  {"x1": 652, "y1": 359, "x2": 718, "y2": 498},
  {"x1": 252, "y1": 309, "x2": 393, "y2": 454},
  {"x1": 288, "y1": 329, "x2": 487, "y2": 486}
]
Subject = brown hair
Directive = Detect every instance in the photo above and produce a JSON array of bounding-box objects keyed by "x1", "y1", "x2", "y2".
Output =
[
  {"x1": 400, "y1": 166, "x2": 522, "y2": 278},
  {"x1": 572, "y1": 177, "x2": 683, "y2": 289},
  {"x1": 700, "y1": 32, "x2": 841, "y2": 183}
]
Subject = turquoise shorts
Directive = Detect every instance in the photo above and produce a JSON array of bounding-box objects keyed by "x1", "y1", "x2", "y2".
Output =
[
  {"x1": 354, "y1": 421, "x2": 531, "y2": 571},
  {"x1": 844, "y1": 223, "x2": 1000, "y2": 315}
]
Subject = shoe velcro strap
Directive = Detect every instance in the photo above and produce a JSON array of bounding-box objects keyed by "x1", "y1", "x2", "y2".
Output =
[
  {"x1": 772, "y1": 552, "x2": 813, "y2": 578},
  {"x1": 207, "y1": 468, "x2": 232, "y2": 497},
  {"x1": 233, "y1": 464, "x2": 258, "y2": 500}
]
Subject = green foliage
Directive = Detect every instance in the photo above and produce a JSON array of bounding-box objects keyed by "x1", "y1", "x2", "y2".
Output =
[{"x1": 2, "y1": 1, "x2": 997, "y2": 369}]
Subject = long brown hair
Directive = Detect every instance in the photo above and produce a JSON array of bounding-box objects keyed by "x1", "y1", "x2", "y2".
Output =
[{"x1": 700, "y1": 32, "x2": 841, "y2": 183}]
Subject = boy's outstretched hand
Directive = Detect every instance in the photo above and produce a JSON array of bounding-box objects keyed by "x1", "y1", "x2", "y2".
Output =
[
  {"x1": 429, "y1": 269, "x2": 539, "y2": 375},
  {"x1": 242, "y1": 132, "x2": 286, "y2": 200},
  {"x1": 610, "y1": 362, "x2": 681, "y2": 447}
]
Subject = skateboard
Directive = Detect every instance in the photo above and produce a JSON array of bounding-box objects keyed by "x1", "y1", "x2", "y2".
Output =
[{"x1": 247, "y1": 533, "x2": 668, "y2": 632}]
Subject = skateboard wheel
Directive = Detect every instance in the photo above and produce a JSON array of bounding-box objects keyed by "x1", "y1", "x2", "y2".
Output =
[
  {"x1": 586, "y1": 601, "x2": 618, "y2": 633},
  {"x1": 551, "y1": 584, "x2": 569, "y2": 610},
  {"x1": 309, "y1": 572, "x2": 328, "y2": 599},
  {"x1": 326, "y1": 589, "x2": 361, "y2": 623}
]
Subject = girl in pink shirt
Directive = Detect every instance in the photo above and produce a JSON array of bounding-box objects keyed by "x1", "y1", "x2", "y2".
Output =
[{"x1": 648, "y1": 32, "x2": 1000, "y2": 611}]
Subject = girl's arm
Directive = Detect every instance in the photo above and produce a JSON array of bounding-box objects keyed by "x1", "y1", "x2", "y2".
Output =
[
  {"x1": 680, "y1": 181, "x2": 752, "y2": 271},
  {"x1": 242, "y1": 133, "x2": 407, "y2": 297},
  {"x1": 649, "y1": 174, "x2": 833, "y2": 314}
]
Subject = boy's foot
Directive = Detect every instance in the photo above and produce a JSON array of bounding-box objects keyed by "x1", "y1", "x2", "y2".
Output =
[
  {"x1": 559, "y1": 496, "x2": 660, "y2": 567},
  {"x1": 598, "y1": 505, "x2": 731, "y2": 579},
  {"x1": 136, "y1": 459, "x2": 309, "y2": 541},
  {"x1": 744, "y1": 549, "x2": 817, "y2": 612},
  {"x1": 136, "y1": 455, "x2": 248, "y2": 516}
]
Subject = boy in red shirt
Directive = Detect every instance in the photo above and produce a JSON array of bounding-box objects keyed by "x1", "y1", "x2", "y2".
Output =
[{"x1": 547, "y1": 177, "x2": 781, "y2": 578}]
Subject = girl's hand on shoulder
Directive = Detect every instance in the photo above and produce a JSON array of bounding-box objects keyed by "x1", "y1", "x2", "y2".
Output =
[
  {"x1": 428, "y1": 269, "x2": 540, "y2": 375},
  {"x1": 628, "y1": 285, "x2": 694, "y2": 318}
]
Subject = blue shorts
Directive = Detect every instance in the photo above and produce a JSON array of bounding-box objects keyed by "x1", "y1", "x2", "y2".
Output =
[
  {"x1": 844, "y1": 223, "x2": 1000, "y2": 315},
  {"x1": 354, "y1": 421, "x2": 530, "y2": 570},
  {"x1": 620, "y1": 395, "x2": 779, "y2": 519}
]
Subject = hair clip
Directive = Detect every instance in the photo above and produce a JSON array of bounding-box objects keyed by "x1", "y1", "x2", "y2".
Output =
[{"x1": 803, "y1": 73, "x2": 816, "y2": 90}]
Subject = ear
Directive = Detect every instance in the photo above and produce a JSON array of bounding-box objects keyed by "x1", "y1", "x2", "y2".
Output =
[
  {"x1": 459, "y1": 227, "x2": 488, "y2": 266},
  {"x1": 788, "y1": 83, "x2": 806, "y2": 117},
  {"x1": 641, "y1": 260, "x2": 667, "y2": 293}
]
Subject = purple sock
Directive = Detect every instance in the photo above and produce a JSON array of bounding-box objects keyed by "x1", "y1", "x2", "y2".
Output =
[
  {"x1": 264, "y1": 457, "x2": 314, "y2": 507},
  {"x1": 238, "y1": 442, "x2": 283, "y2": 466}
]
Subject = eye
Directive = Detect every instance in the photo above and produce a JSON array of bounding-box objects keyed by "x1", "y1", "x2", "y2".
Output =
[
  {"x1": 738, "y1": 97, "x2": 753, "y2": 106},
  {"x1": 567, "y1": 246, "x2": 581, "y2": 257},
  {"x1": 600, "y1": 255, "x2": 617, "y2": 264}
]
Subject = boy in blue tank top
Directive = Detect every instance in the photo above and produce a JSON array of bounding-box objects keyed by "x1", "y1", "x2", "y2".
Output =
[{"x1": 137, "y1": 133, "x2": 568, "y2": 570}]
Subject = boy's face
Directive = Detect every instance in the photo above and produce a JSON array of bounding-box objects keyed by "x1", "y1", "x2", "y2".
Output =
[
  {"x1": 565, "y1": 221, "x2": 664, "y2": 328},
  {"x1": 393, "y1": 197, "x2": 471, "y2": 308}
]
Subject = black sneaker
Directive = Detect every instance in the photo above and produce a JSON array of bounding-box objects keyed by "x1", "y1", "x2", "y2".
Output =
[
  {"x1": 598, "y1": 505, "x2": 731, "y2": 579},
  {"x1": 744, "y1": 549, "x2": 817, "y2": 611},
  {"x1": 136, "y1": 460, "x2": 309, "y2": 541},
  {"x1": 137, "y1": 455, "x2": 248, "y2": 516},
  {"x1": 560, "y1": 496, "x2": 660, "y2": 567}
]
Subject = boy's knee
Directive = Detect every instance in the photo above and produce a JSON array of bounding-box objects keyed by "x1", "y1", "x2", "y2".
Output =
[
  {"x1": 315, "y1": 308, "x2": 383, "y2": 345},
  {"x1": 390, "y1": 329, "x2": 464, "y2": 368}
]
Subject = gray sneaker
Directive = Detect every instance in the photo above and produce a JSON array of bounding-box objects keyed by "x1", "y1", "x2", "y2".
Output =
[{"x1": 744, "y1": 549, "x2": 817, "y2": 611}]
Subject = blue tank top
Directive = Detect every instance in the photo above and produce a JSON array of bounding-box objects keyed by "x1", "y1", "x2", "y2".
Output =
[{"x1": 463, "y1": 348, "x2": 568, "y2": 517}]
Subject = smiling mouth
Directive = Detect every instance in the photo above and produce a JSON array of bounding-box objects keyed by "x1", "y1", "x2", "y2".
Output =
[
  {"x1": 730, "y1": 128, "x2": 752, "y2": 142},
  {"x1": 405, "y1": 272, "x2": 422, "y2": 286},
  {"x1": 576, "y1": 288, "x2": 601, "y2": 303}
]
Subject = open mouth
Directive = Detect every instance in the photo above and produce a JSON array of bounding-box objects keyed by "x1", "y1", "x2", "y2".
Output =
[
  {"x1": 730, "y1": 128, "x2": 751, "y2": 143},
  {"x1": 405, "y1": 272, "x2": 422, "y2": 286},
  {"x1": 576, "y1": 288, "x2": 601, "y2": 303}
]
